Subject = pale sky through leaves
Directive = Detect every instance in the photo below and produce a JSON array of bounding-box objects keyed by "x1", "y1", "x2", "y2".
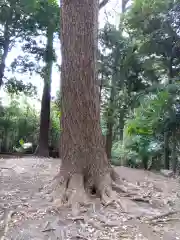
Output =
[{"x1": 1, "y1": 0, "x2": 122, "y2": 107}]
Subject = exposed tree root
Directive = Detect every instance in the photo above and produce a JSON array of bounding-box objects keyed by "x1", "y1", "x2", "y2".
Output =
[
  {"x1": 0, "y1": 209, "x2": 15, "y2": 240},
  {"x1": 111, "y1": 168, "x2": 141, "y2": 193},
  {"x1": 145, "y1": 210, "x2": 180, "y2": 222},
  {"x1": 52, "y1": 173, "x2": 93, "y2": 216},
  {"x1": 96, "y1": 173, "x2": 126, "y2": 210},
  {"x1": 49, "y1": 167, "x2": 139, "y2": 215},
  {"x1": 149, "y1": 217, "x2": 180, "y2": 225},
  {"x1": 112, "y1": 182, "x2": 129, "y2": 194},
  {"x1": 130, "y1": 196, "x2": 150, "y2": 203}
]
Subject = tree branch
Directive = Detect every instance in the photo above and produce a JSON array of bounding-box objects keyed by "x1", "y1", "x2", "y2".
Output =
[{"x1": 99, "y1": 0, "x2": 109, "y2": 10}]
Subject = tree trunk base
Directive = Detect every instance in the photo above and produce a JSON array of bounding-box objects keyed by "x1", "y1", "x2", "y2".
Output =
[
  {"x1": 34, "y1": 145, "x2": 49, "y2": 157},
  {"x1": 47, "y1": 167, "x2": 137, "y2": 216}
]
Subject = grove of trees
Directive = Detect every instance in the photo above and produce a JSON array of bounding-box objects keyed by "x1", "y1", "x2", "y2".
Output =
[{"x1": 1, "y1": 0, "x2": 180, "y2": 206}]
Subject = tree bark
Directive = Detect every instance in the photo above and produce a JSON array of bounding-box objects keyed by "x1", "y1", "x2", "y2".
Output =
[
  {"x1": 171, "y1": 129, "x2": 177, "y2": 174},
  {"x1": 55, "y1": 0, "x2": 119, "y2": 211},
  {"x1": 35, "y1": 26, "x2": 53, "y2": 157},
  {"x1": 106, "y1": 115, "x2": 113, "y2": 159},
  {"x1": 142, "y1": 156, "x2": 148, "y2": 170},
  {"x1": 60, "y1": 0, "x2": 108, "y2": 178},
  {"x1": 162, "y1": 54, "x2": 174, "y2": 168},
  {"x1": 164, "y1": 131, "x2": 170, "y2": 169},
  {"x1": 0, "y1": 20, "x2": 10, "y2": 88},
  {"x1": 119, "y1": 109, "x2": 125, "y2": 141},
  {"x1": 105, "y1": 47, "x2": 120, "y2": 159},
  {"x1": 99, "y1": 0, "x2": 109, "y2": 9}
]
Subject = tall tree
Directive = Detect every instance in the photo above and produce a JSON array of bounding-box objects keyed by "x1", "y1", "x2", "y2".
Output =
[
  {"x1": 0, "y1": 0, "x2": 38, "y2": 95},
  {"x1": 34, "y1": 0, "x2": 59, "y2": 156},
  {"x1": 0, "y1": 0, "x2": 30, "y2": 88},
  {"x1": 12, "y1": 0, "x2": 60, "y2": 156},
  {"x1": 35, "y1": 25, "x2": 54, "y2": 156},
  {"x1": 55, "y1": 0, "x2": 122, "y2": 213},
  {"x1": 102, "y1": 0, "x2": 135, "y2": 159},
  {"x1": 125, "y1": 0, "x2": 180, "y2": 169}
]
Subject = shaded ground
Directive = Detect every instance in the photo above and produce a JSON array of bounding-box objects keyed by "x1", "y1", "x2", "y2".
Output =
[{"x1": 0, "y1": 157, "x2": 180, "y2": 239}]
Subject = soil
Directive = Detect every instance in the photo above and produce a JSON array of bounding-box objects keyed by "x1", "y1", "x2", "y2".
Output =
[{"x1": 1, "y1": 157, "x2": 180, "y2": 239}]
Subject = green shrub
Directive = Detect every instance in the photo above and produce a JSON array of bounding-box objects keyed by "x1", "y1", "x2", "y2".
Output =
[{"x1": 111, "y1": 141, "x2": 139, "y2": 167}]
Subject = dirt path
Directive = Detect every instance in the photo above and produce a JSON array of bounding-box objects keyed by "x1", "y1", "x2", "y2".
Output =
[{"x1": 0, "y1": 157, "x2": 180, "y2": 239}]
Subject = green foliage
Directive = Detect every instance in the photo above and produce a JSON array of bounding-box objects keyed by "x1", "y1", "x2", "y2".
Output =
[
  {"x1": 122, "y1": 84, "x2": 180, "y2": 169},
  {"x1": 125, "y1": 91, "x2": 171, "y2": 136},
  {"x1": 9, "y1": 0, "x2": 60, "y2": 76},
  {"x1": 32, "y1": 0, "x2": 60, "y2": 31},
  {"x1": 124, "y1": 134, "x2": 162, "y2": 167},
  {"x1": 0, "y1": 94, "x2": 60, "y2": 152},
  {"x1": 0, "y1": 0, "x2": 38, "y2": 90},
  {"x1": 49, "y1": 100, "x2": 61, "y2": 147},
  {"x1": 0, "y1": 0, "x2": 60, "y2": 96},
  {"x1": 125, "y1": 0, "x2": 180, "y2": 79},
  {"x1": 0, "y1": 97, "x2": 38, "y2": 151},
  {"x1": 5, "y1": 78, "x2": 37, "y2": 96},
  {"x1": 111, "y1": 141, "x2": 139, "y2": 167},
  {"x1": 0, "y1": 0, "x2": 60, "y2": 156}
]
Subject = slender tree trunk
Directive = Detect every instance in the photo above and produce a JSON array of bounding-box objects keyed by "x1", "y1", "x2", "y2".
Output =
[
  {"x1": 99, "y1": 73, "x2": 103, "y2": 103},
  {"x1": 172, "y1": 129, "x2": 177, "y2": 174},
  {"x1": 105, "y1": 0, "x2": 130, "y2": 158},
  {"x1": 56, "y1": 0, "x2": 117, "y2": 209},
  {"x1": 35, "y1": 26, "x2": 53, "y2": 157},
  {"x1": 105, "y1": 48, "x2": 120, "y2": 159},
  {"x1": 164, "y1": 131, "x2": 170, "y2": 169},
  {"x1": 142, "y1": 156, "x2": 148, "y2": 170},
  {"x1": 119, "y1": 107, "x2": 126, "y2": 141},
  {"x1": 163, "y1": 56, "x2": 173, "y2": 167},
  {"x1": 0, "y1": 21, "x2": 10, "y2": 88},
  {"x1": 105, "y1": 87, "x2": 115, "y2": 159},
  {"x1": 106, "y1": 116, "x2": 113, "y2": 159},
  {"x1": 168, "y1": 56, "x2": 173, "y2": 84}
]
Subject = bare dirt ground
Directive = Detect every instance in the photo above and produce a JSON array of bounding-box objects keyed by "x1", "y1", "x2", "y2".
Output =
[{"x1": 1, "y1": 157, "x2": 180, "y2": 239}]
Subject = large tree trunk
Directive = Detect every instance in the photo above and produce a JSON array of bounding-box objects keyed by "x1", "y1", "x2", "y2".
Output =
[
  {"x1": 60, "y1": 0, "x2": 108, "y2": 183},
  {"x1": 35, "y1": 26, "x2": 53, "y2": 157},
  {"x1": 55, "y1": 0, "x2": 122, "y2": 213}
]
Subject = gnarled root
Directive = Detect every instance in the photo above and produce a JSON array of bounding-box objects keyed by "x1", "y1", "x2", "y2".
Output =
[
  {"x1": 49, "y1": 167, "x2": 138, "y2": 215},
  {"x1": 52, "y1": 173, "x2": 92, "y2": 216},
  {"x1": 96, "y1": 172, "x2": 127, "y2": 211}
]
